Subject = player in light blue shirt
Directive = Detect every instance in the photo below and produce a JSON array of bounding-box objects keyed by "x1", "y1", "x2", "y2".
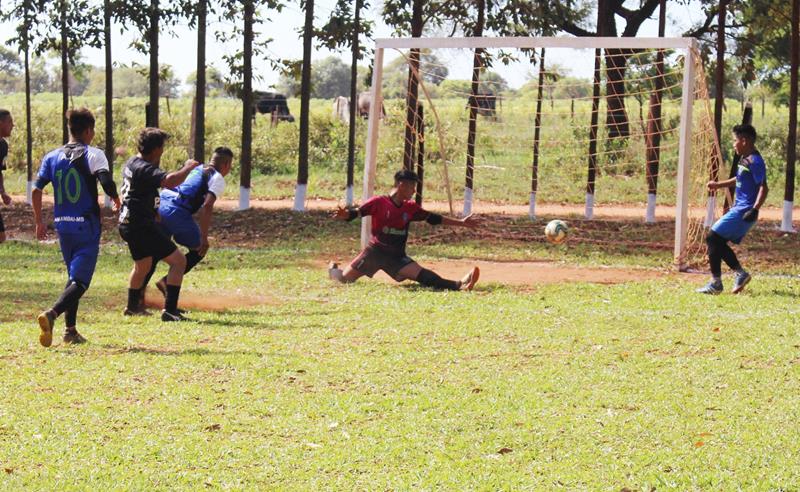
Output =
[
  {"x1": 698, "y1": 124, "x2": 768, "y2": 295},
  {"x1": 32, "y1": 109, "x2": 120, "y2": 346},
  {"x1": 140, "y1": 147, "x2": 233, "y2": 305}
]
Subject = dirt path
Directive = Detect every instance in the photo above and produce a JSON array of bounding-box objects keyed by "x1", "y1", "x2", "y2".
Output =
[{"x1": 11, "y1": 194, "x2": 794, "y2": 221}]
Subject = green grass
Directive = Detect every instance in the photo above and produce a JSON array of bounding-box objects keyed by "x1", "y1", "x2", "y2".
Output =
[
  {"x1": 0, "y1": 92, "x2": 794, "y2": 209},
  {"x1": 1, "y1": 207, "x2": 799, "y2": 489}
]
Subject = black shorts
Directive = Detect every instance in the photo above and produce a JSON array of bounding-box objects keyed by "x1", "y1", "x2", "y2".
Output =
[
  {"x1": 0, "y1": 210, "x2": 4, "y2": 233},
  {"x1": 350, "y1": 245, "x2": 415, "y2": 280},
  {"x1": 119, "y1": 223, "x2": 177, "y2": 261}
]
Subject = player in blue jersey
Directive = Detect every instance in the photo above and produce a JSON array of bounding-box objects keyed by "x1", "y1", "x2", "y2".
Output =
[
  {"x1": 697, "y1": 124, "x2": 768, "y2": 295},
  {"x1": 139, "y1": 147, "x2": 233, "y2": 304},
  {"x1": 118, "y1": 128, "x2": 201, "y2": 321},
  {"x1": 0, "y1": 109, "x2": 14, "y2": 244},
  {"x1": 32, "y1": 109, "x2": 121, "y2": 347}
]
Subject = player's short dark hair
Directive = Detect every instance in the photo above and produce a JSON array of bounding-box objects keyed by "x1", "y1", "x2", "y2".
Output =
[
  {"x1": 66, "y1": 108, "x2": 95, "y2": 137},
  {"x1": 137, "y1": 127, "x2": 170, "y2": 155},
  {"x1": 394, "y1": 169, "x2": 419, "y2": 183},
  {"x1": 212, "y1": 146, "x2": 234, "y2": 162},
  {"x1": 733, "y1": 124, "x2": 757, "y2": 142},
  {"x1": 0, "y1": 109, "x2": 11, "y2": 122}
]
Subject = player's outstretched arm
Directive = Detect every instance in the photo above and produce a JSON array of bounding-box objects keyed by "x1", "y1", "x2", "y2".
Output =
[
  {"x1": 332, "y1": 206, "x2": 359, "y2": 221},
  {"x1": 440, "y1": 214, "x2": 480, "y2": 229},
  {"x1": 162, "y1": 159, "x2": 201, "y2": 189},
  {"x1": 707, "y1": 177, "x2": 736, "y2": 191}
]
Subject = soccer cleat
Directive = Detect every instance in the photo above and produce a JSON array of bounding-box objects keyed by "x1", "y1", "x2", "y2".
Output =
[
  {"x1": 696, "y1": 280, "x2": 723, "y2": 295},
  {"x1": 62, "y1": 330, "x2": 87, "y2": 345},
  {"x1": 37, "y1": 310, "x2": 55, "y2": 347},
  {"x1": 460, "y1": 266, "x2": 480, "y2": 291},
  {"x1": 161, "y1": 309, "x2": 189, "y2": 322},
  {"x1": 732, "y1": 271, "x2": 752, "y2": 294},
  {"x1": 123, "y1": 307, "x2": 152, "y2": 317}
]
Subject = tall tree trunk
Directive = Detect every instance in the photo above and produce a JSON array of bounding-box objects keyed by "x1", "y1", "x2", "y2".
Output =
[
  {"x1": 194, "y1": 0, "x2": 206, "y2": 162},
  {"x1": 240, "y1": 0, "x2": 253, "y2": 210},
  {"x1": 24, "y1": 2, "x2": 33, "y2": 202},
  {"x1": 294, "y1": 0, "x2": 314, "y2": 211},
  {"x1": 346, "y1": 0, "x2": 362, "y2": 206},
  {"x1": 644, "y1": 0, "x2": 666, "y2": 223},
  {"x1": 104, "y1": 0, "x2": 114, "y2": 183},
  {"x1": 463, "y1": 0, "x2": 485, "y2": 216},
  {"x1": 586, "y1": 0, "x2": 605, "y2": 218},
  {"x1": 783, "y1": 0, "x2": 799, "y2": 231},
  {"x1": 605, "y1": 49, "x2": 630, "y2": 139},
  {"x1": 402, "y1": 0, "x2": 423, "y2": 171},
  {"x1": 529, "y1": 47, "x2": 545, "y2": 219},
  {"x1": 712, "y1": 0, "x2": 726, "y2": 183},
  {"x1": 149, "y1": 0, "x2": 159, "y2": 127},
  {"x1": 60, "y1": 0, "x2": 68, "y2": 144}
]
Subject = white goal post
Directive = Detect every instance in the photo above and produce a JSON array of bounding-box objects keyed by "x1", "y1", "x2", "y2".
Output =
[{"x1": 361, "y1": 36, "x2": 702, "y2": 271}]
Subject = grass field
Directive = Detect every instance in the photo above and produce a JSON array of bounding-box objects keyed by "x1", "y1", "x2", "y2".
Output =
[{"x1": 1, "y1": 202, "x2": 799, "y2": 489}]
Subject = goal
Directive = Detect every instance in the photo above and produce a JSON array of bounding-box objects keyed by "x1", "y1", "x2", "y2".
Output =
[{"x1": 360, "y1": 36, "x2": 723, "y2": 271}]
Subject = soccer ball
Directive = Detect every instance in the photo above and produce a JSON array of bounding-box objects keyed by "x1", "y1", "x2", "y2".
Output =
[{"x1": 544, "y1": 219, "x2": 568, "y2": 244}]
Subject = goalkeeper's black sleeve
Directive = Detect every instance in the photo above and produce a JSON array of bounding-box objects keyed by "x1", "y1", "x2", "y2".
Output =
[{"x1": 96, "y1": 170, "x2": 119, "y2": 199}]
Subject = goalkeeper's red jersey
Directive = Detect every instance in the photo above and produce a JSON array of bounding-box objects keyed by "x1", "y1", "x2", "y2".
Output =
[{"x1": 359, "y1": 195, "x2": 430, "y2": 256}]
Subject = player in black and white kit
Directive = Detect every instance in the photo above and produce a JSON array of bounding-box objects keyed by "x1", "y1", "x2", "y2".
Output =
[
  {"x1": 118, "y1": 128, "x2": 200, "y2": 321},
  {"x1": 0, "y1": 109, "x2": 14, "y2": 244}
]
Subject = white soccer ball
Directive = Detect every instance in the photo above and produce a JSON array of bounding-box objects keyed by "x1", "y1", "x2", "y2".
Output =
[{"x1": 544, "y1": 219, "x2": 568, "y2": 244}]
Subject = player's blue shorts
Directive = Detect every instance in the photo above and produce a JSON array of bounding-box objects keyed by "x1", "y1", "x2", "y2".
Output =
[
  {"x1": 58, "y1": 218, "x2": 101, "y2": 286},
  {"x1": 711, "y1": 206, "x2": 755, "y2": 244},
  {"x1": 158, "y1": 195, "x2": 201, "y2": 249}
]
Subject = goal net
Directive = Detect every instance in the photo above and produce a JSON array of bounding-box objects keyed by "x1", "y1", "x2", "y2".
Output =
[{"x1": 360, "y1": 37, "x2": 723, "y2": 271}]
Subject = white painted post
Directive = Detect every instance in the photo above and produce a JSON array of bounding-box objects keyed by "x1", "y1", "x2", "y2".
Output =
[
  {"x1": 361, "y1": 47, "x2": 384, "y2": 248},
  {"x1": 292, "y1": 183, "x2": 307, "y2": 211},
  {"x1": 462, "y1": 187, "x2": 473, "y2": 217},
  {"x1": 584, "y1": 193, "x2": 594, "y2": 219},
  {"x1": 345, "y1": 185, "x2": 354, "y2": 207},
  {"x1": 781, "y1": 201, "x2": 796, "y2": 232},
  {"x1": 239, "y1": 186, "x2": 250, "y2": 211},
  {"x1": 645, "y1": 193, "x2": 657, "y2": 223},
  {"x1": 528, "y1": 192, "x2": 536, "y2": 219},
  {"x1": 26, "y1": 181, "x2": 34, "y2": 205},
  {"x1": 675, "y1": 43, "x2": 697, "y2": 270}
]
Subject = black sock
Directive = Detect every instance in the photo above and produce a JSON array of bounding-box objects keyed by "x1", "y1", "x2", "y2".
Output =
[
  {"x1": 416, "y1": 268, "x2": 460, "y2": 291},
  {"x1": 52, "y1": 281, "x2": 87, "y2": 316},
  {"x1": 65, "y1": 299, "x2": 79, "y2": 329},
  {"x1": 165, "y1": 284, "x2": 181, "y2": 313},
  {"x1": 185, "y1": 250, "x2": 204, "y2": 274},
  {"x1": 127, "y1": 288, "x2": 142, "y2": 311}
]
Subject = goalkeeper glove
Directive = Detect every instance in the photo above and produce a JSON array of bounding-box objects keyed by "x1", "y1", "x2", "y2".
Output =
[{"x1": 742, "y1": 208, "x2": 759, "y2": 223}]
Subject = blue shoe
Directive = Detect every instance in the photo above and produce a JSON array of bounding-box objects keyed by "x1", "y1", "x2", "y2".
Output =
[
  {"x1": 696, "y1": 280, "x2": 723, "y2": 295},
  {"x1": 732, "y1": 271, "x2": 751, "y2": 294}
]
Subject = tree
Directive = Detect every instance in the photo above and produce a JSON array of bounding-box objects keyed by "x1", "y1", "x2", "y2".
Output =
[
  {"x1": 553, "y1": 0, "x2": 664, "y2": 139},
  {"x1": 277, "y1": 56, "x2": 352, "y2": 98},
  {"x1": 33, "y1": 0, "x2": 103, "y2": 142},
  {"x1": 118, "y1": 0, "x2": 180, "y2": 127},
  {"x1": 315, "y1": 0, "x2": 373, "y2": 205},
  {"x1": 217, "y1": 0, "x2": 284, "y2": 211},
  {"x1": 294, "y1": 0, "x2": 315, "y2": 211},
  {"x1": 185, "y1": 66, "x2": 227, "y2": 96}
]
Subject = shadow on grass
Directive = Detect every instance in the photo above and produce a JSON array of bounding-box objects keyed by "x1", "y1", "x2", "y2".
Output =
[{"x1": 98, "y1": 344, "x2": 260, "y2": 357}]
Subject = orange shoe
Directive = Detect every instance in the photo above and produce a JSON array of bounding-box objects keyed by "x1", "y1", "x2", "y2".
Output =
[{"x1": 460, "y1": 266, "x2": 480, "y2": 291}]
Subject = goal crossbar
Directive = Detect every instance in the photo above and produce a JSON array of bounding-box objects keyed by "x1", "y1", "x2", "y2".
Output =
[
  {"x1": 374, "y1": 36, "x2": 697, "y2": 51},
  {"x1": 361, "y1": 36, "x2": 700, "y2": 271}
]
